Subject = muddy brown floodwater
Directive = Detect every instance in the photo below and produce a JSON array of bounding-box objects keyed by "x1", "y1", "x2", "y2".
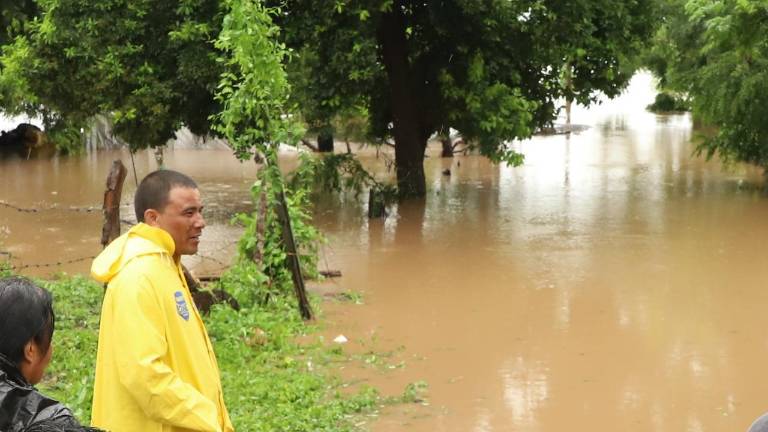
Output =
[{"x1": 3, "y1": 72, "x2": 768, "y2": 431}]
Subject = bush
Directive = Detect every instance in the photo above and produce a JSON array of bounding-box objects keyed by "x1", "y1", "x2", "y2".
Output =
[{"x1": 647, "y1": 92, "x2": 690, "y2": 112}]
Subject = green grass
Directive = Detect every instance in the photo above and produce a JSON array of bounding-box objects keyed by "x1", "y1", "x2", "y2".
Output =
[
  {"x1": 33, "y1": 270, "x2": 382, "y2": 431},
  {"x1": 37, "y1": 275, "x2": 101, "y2": 421}
]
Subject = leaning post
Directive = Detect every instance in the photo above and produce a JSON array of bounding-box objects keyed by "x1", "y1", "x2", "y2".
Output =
[
  {"x1": 100, "y1": 160, "x2": 128, "y2": 248},
  {"x1": 274, "y1": 188, "x2": 313, "y2": 320}
]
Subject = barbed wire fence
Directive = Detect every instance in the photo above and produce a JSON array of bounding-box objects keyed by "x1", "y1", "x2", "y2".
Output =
[
  {"x1": 0, "y1": 198, "x2": 240, "y2": 275},
  {"x1": 0, "y1": 199, "x2": 124, "y2": 214},
  {"x1": 1, "y1": 199, "x2": 338, "y2": 279},
  {"x1": 0, "y1": 199, "x2": 106, "y2": 271},
  {"x1": 1, "y1": 252, "x2": 236, "y2": 274}
]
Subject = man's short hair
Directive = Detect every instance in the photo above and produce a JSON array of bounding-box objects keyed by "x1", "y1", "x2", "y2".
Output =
[{"x1": 134, "y1": 170, "x2": 198, "y2": 223}]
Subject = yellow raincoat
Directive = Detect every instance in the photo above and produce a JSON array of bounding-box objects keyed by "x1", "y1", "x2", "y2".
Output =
[{"x1": 91, "y1": 223, "x2": 234, "y2": 432}]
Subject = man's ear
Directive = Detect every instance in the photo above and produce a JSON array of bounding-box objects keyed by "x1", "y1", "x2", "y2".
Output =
[
  {"x1": 22, "y1": 339, "x2": 37, "y2": 364},
  {"x1": 144, "y1": 209, "x2": 160, "y2": 226}
]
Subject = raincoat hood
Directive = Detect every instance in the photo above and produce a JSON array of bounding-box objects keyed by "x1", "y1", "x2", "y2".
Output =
[
  {"x1": 91, "y1": 223, "x2": 176, "y2": 283},
  {"x1": 0, "y1": 353, "x2": 76, "y2": 430}
]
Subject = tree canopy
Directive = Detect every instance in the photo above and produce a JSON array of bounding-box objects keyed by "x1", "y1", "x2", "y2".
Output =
[
  {"x1": 0, "y1": 0, "x2": 37, "y2": 47},
  {"x1": 274, "y1": 0, "x2": 657, "y2": 197},
  {"x1": 1, "y1": 0, "x2": 225, "y2": 151}
]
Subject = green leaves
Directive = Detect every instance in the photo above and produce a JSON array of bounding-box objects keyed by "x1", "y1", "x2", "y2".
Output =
[
  {"x1": 1, "y1": 0, "x2": 225, "y2": 151},
  {"x1": 0, "y1": 36, "x2": 36, "y2": 116},
  {"x1": 649, "y1": 0, "x2": 768, "y2": 169},
  {"x1": 213, "y1": 0, "x2": 302, "y2": 160},
  {"x1": 440, "y1": 54, "x2": 536, "y2": 166}
]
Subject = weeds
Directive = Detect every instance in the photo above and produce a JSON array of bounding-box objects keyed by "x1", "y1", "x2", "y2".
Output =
[
  {"x1": 32, "y1": 272, "x2": 382, "y2": 430},
  {"x1": 36, "y1": 274, "x2": 101, "y2": 421}
]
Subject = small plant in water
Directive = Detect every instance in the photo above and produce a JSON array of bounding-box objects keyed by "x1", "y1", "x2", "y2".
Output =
[{"x1": 400, "y1": 381, "x2": 430, "y2": 404}]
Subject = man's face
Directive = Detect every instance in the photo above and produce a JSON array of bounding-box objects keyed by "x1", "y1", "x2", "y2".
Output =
[{"x1": 152, "y1": 186, "x2": 205, "y2": 259}]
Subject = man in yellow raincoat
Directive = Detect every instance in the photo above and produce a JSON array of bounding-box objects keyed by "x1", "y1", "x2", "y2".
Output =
[{"x1": 91, "y1": 170, "x2": 233, "y2": 432}]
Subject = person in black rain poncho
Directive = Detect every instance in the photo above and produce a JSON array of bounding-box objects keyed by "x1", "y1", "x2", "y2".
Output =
[{"x1": 0, "y1": 276, "x2": 81, "y2": 431}]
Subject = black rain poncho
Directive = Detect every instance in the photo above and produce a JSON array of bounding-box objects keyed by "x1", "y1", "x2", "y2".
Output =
[{"x1": 0, "y1": 353, "x2": 77, "y2": 431}]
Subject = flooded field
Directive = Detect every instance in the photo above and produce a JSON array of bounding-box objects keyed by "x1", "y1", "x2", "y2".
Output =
[{"x1": 3, "y1": 72, "x2": 768, "y2": 431}]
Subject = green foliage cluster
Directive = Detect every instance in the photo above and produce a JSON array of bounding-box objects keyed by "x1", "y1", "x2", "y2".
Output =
[
  {"x1": 213, "y1": 0, "x2": 324, "y2": 305},
  {"x1": 1, "y1": 0, "x2": 225, "y2": 151},
  {"x1": 0, "y1": 0, "x2": 37, "y2": 47},
  {"x1": 646, "y1": 92, "x2": 691, "y2": 113},
  {"x1": 643, "y1": 0, "x2": 768, "y2": 168},
  {"x1": 0, "y1": 260, "x2": 12, "y2": 278},
  {"x1": 28, "y1": 272, "x2": 381, "y2": 431},
  {"x1": 312, "y1": 153, "x2": 398, "y2": 204},
  {"x1": 400, "y1": 380, "x2": 428, "y2": 404},
  {"x1": 232, "y1": 154, "x2": 323, "y2": 306},
  {"x1": 212, "y1": 0, "x2": 303, "y2": 161},
  {"x1": 0, "y1": 0, "x2": 37, "y2": 116}
]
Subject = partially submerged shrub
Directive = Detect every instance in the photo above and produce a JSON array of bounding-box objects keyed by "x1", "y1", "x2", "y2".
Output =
[{"x1": 647, "y1": 92, "x2": 690, "y2": 112}]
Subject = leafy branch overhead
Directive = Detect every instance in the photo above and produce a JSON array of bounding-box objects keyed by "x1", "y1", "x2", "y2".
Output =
[
  {"x1": 1, "y1": 0, "x2": 227, "y2": 151},
  {"x1": 213, "y1": 0, "x2": 303, "y2": 160}
]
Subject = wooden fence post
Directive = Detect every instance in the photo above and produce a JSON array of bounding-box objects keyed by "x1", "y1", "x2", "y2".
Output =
[
  {"x1": 101, "y1": 160, "x2": 128, "y2": 248},
  {"x1": 253, "y1": 190, "x2": 267, "y2": 263},
  {"x1": 274, "y1": 188, "x2": 313, "y2": 320}
]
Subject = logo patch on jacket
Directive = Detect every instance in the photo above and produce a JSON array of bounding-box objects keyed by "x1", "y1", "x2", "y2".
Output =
[{"x1": 174, "y1": 291, "x2": 190, "y2": 321}]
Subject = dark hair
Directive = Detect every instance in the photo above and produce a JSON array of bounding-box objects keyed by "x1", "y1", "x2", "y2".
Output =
[
  {"x1": 134, "y1": 169, "x2": 198, "y2": 223},
  {"x1": 23, "y1": 419, "x2": 104, "y2": 432},
  {"x1": 0, "y1": 276, "x2": 55, "y2": 365}
]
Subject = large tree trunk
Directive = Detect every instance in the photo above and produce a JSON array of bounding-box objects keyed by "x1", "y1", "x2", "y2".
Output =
[
  {"x1": 564, "y1": 63, "x2": 573, "y2": 126},
  {"x1": 317, "y1": 131, "x2": 334, "y2": 152},
  {"x1": 440, "y1": 133, "x2": 453, "y2": 158},
  {"x1": 378, "y1": 6, "x2": 427, "y2": 198}
]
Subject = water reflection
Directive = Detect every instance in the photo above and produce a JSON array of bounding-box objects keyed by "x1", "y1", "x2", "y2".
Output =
[
  {"x1": 315, "y1": 72, "x2": 768, "y2": 432},
  {"x1": 501, "y1": 357, "x2": 549, "y2": 426}
]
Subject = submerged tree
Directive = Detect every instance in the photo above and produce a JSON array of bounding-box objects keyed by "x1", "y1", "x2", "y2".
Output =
[{"x1": 274, "y1": 0, "x2": 657, "y2": 197}]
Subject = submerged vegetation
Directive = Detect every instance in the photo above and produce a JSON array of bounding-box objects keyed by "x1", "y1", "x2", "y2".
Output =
[{"x1": 646, "y1": 91, "x2": 690, "y2": 113}]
